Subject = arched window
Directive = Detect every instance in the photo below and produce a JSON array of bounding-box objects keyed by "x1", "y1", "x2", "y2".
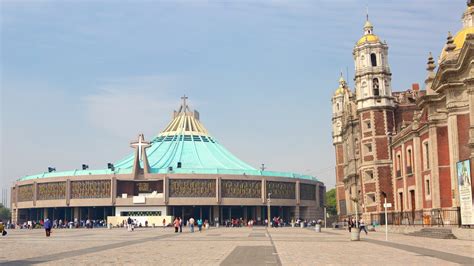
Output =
[
  {"x1": 373, "y1": 78, "x2": 380, "y2": 96},
  {"x1": 370, "y1": 53, "x2": 377, "y2": 66},
  {"x1": 336, "y1": 103, "x2": 340, "y2": 111}
]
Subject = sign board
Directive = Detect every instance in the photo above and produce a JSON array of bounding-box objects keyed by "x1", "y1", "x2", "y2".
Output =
[
  {"x1": 457, "y1": 159, "x2": 473, "y2": 225},
  {"x1": 133, "y1": 196, "x2": 146, "y2": 204},
  {"x1": 383, "y1": 203, "x2": 392, "y2": 208}
]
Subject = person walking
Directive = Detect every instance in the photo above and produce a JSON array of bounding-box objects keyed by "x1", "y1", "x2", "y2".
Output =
[
  {"x1": 359, "y1": 218, "x2": 368, "y2": 235},
  {"x1": 189, "y1": 217, "x2": 195, "y2": 233},
  {"x1": 348, "y1": 217, "x2": 353, "y2": 233},
  {"x1": 127, "y1": 217, "x2": 133, "y2": 232},
  {"x1": 173, "y1": 218, "x2": 179, "y2": 233},
  {"x1": 197, "y1": 218, "x2": 203, "y2": 232},
  {"x1": 162, "y1": 218, "x2": 166, "y2": 228},
  {"x1": 44, "y1": 218, "x2": 52, "y2": 237},
  {"x1": 179, "y1": 217, "x2": 183, "y2": 233}
]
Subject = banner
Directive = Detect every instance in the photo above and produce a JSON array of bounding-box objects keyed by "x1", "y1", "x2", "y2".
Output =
[{"x1": 457, "y1": 159, "x2": 473, "y2": 225}]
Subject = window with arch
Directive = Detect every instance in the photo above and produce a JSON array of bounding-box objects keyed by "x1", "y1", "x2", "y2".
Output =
[
  {"x1": 336, "y1": 102, "x2": 340, "y2": 111},
  {"x1": 396, "y1": 152, "x2": 402, "y2": 177},
  {"x1": 373, "y1": 78, "x2": 380, "y2": 96},
  {"x1": 406, "y1": 147, "x2": 413, "y2": 174},
  {"x1": 422, "y1": 141, "x2": 430, "y2": 170},
  {"x1": 370, "y1": 53, "x2": 377, "y2": 66}
]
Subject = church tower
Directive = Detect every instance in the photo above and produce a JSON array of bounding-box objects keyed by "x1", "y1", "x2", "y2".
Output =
[{"x1": 353, "y1": 15, "x2": 395, "y2": 215}]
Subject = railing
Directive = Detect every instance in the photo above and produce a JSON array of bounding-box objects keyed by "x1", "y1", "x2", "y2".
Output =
[{"x1": 369, "y1": 208, "x2": 461, "y2": 227}]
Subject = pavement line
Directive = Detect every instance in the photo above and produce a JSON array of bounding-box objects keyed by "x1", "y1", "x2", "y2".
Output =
[
  {"x1": 2, "y1": 233, "x2": 178, "y2": 265},
  {"x1": 266, "y1": 227, "x2": 283, "y2": 266},
  {"x1": 364, "y1": 238, "x2": 474, "y2": 265}
]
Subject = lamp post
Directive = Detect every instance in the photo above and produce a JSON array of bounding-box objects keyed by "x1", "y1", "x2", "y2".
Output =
[
  {"x1": 381, "y1": 191, "x2": 388, "y2": 241},
  {"x1": 267, "y1": 193, "x2": 271, "y2": 227},
  {"x1": 324, "y1": 206, "x2": 327, "y2": 229}
]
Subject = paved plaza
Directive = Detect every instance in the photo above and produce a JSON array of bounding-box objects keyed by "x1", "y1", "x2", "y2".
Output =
[{"x1": 0, "y1": 226, "x2": 473, "y2": 265}]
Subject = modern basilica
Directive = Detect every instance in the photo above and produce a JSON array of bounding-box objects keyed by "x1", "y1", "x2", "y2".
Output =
[{"x1": 11, "y1": 97, "x2": 325, "y2": 225}]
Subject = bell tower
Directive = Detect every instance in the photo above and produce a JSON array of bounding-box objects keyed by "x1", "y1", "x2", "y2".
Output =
[
  {"x1": 353, "y1": 17, "x2": 394, "y2": 110},
  {"x1": 353, "y1": 15, "x2": 395, "y2": 216}
]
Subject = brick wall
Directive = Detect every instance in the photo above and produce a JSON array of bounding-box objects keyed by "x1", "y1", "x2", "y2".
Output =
[
  {"x1": 437, "y1": 126, "x2": 452, "y2": 208},
  {"x1": 457, "y1": 113, "x2": 470, "y2": 161}
]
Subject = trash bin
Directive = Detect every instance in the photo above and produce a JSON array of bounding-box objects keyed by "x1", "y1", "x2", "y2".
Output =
[
  {"x1": 107, "y1": 223, "x2": 112, "y2": 230},
  {"x1": 300, "y1": 222, "x2": 304, "y2": 228},
  {"x1": 351, "y1": 230, "x2": 360, "y2": 241},
  {"x1": 315, "y1": 224, "x2": 321, "y2": 232},
  {"x1": 216, "y1": 222, "x2": 219, "y2": 228}
]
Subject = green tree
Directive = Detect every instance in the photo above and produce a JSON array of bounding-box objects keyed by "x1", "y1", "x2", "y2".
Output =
[
  {"x1": 0, "y1": 203, "x2": 11, "y2": 221},
  {"x1": 325, "y1": 188, "x2": 337, "y2": 216}
]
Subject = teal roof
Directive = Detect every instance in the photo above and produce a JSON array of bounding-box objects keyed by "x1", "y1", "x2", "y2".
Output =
[{"x1": 17, "y1": 100, "x2": 319, "y2": 182}]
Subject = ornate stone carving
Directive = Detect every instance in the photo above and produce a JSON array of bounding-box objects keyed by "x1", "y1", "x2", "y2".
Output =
[
  {"x1": 300, "y1": 183, "x2": 316, "y2": 200},
  {"x1": 169, "y1": 179, "x2": 216, "y2": 197},
  {"x1": 71, "y1": 180, "x2": 111, "y2": 199},
  {"x1": 222, "y1": 180, "x2": 261, "y2": 198},
  {"x1": 266, "y1": 181, "x2": 295, "y2": 199},
  {"x1": 18, "y1": 185, "x2": 33, "y2": 202},
  {"x1": 37, "y1": 182, "x2": 66, "y2": 200}
]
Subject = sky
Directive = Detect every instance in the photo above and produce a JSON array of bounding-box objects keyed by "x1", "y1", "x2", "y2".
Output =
[{"x1": 0, "y1": 0, "x2": 466, "y2": 205}]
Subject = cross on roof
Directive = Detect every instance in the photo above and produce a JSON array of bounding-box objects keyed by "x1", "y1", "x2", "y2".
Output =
[
  {"x1": 181, "y1": 94, "x2": 188, "y2": 109},
  {"x1": 130, "y1": 134, "x2": 151, "y2": 161}
]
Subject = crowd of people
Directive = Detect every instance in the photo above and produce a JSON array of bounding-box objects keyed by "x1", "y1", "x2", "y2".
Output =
[{"x1": 172, "y1": 217, "x2": 210, "y2": 233}]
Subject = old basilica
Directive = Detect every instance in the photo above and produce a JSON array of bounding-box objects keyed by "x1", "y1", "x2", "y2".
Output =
[{"x1": 332, "y1": 2, "x2": 474, "y2": 225}]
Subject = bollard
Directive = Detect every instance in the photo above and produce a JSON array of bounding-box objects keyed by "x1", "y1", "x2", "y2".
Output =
[
  {"x1": 315, "y1": 224, "x2": 321, "y2": 232},
  {"x1": 300, "y1": 222, "x2": 304, "y2": 228},
  {"x1": 216, "y1": 222, "x2": 219, "y2": 228},
  {"x1": 351, "y1": 230, "x2": 360, "y2": 241}
]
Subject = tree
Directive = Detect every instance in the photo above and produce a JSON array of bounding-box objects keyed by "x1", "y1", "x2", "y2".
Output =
[
  {"x1": 0, "y1": 203, "x2": 11, "y2": 221},
  {"x1": 325, "y1": 188, "x2": 337, "y2": 216}
]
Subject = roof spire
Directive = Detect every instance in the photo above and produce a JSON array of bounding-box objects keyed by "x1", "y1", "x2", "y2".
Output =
[{"x1": 363, "y1": 7, "x2": 373, "y2": 35}]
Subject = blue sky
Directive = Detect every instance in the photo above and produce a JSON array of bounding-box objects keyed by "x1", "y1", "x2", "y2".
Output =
[{"x1": 0, "y1": 0, "x2": 465, "y2": 202}]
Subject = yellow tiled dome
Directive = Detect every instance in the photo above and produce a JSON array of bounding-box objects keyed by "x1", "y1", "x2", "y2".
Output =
[
  {"x1": 357, "y1": 34, "x2": 380, "y2": 45},
  {"x1": 440, "y1": 27, "x2": 474, "y2": 60}
]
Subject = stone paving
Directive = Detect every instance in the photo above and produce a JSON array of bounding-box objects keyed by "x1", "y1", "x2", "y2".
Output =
[{"x1": 0, "y1": 226, "x2": 472, "y2": 265}]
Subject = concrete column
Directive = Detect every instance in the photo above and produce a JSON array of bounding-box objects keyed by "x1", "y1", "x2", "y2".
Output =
[
  {"x1": 296, "y1": 181, "x2": 300, "y2": 205},
  {"x1": 163, "y1": 176, "x2": 169, "y2": 204},
  {"x1": 213, "y1": 205, "x2": 219, "y2": 224},
  {"x1": 401, "y1": 142, "x2": 407, "y2": 211},
  {"x1": 429, "y1": 125, "x2": 441, "y2": 208},
  {"x1": 33, "y1": 182, "x2": 37, "y2": 207},
  {"x1": 413, "y1": 135, "x2": 423, "y2": 210},
  {"x1": 74, "y1": 207, "x2": 79, "y2": 220},
  {"x1": 216, "y1": 177, "x2": 221, "y2": 204},
  {"x1": 111, "y1": 176, "x2": 117, "y2": 205},
  {"x1": 66, "y1": 179, "x2": 71, "y2": 206},
  {"x1": 256, "y1": 206, "x2": 261, "y2": 224},
  {"x1": 44, "y1": 208, "x2": 48, "y2": 220},
  {"x1": 294, "y1": 206, "x2": 300, "y2": 219},
  {"x1": 447, "y1": 114, "x2": 459, "y2": 207},
  {"x1": 262, "y1": 179, "x2": 266, "y2": 204}
]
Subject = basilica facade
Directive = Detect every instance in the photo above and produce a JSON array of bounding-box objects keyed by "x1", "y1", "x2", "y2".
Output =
[{"x1": 332, "y1": 2, "x2": 474, "y2": 225}]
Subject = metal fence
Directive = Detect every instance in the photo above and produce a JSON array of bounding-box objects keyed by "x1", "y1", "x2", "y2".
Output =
[{"x1": 369, "y1": 208, "x2": 461, "y2": 227}]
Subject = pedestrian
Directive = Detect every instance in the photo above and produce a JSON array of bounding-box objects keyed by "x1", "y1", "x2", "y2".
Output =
[
  {"x1": 173, "y1": 218, "x2": 179, "y2": 233},
  {"x1": 0, "y1": 219, "x2": 6, "y2": 236},
  {"x1": 162, "y1": 218, "x2": 166, "y2": 228},
  {"x1": 44, "y1": 218, "x2": 52, "y2": 237},
  {"x1": 197, "y1": 218, "x2": 203, "y2": 232},
  {"x1": 127, "y1": 217, "x2": 133, "y2": 232},
  {"x1": 348, "y1": 217, "x2": 353, "y2": 232},
  {"x1": 179, "y1": 217, "x2": 183, "y2": 233},
  {"x1": 189, "y1": 217, "x2": 195, "y2": 233},
  {"x1": 359, "y1": 218, "x2": 368, "y2": 235}
]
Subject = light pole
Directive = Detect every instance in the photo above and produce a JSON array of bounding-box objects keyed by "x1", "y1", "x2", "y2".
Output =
[
  {"x1": 267, "y1": 193, "x2": 271, "y2": 227},
  {"x1": 381, "y1": 191, "x2": 388, "y2": 241}
]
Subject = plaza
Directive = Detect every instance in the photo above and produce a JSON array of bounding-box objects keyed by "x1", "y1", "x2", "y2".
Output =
[{"x1": 1, "y1": 227, "x2": 473, "y2": 265}]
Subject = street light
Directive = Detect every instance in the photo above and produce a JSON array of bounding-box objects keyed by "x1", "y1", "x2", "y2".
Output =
[
  {"x1": 267, "y1": 193, "x2": 272, "y2": 227},
  {"x1": 381, "y1": 191, "x2": 389, "y2": 241}
]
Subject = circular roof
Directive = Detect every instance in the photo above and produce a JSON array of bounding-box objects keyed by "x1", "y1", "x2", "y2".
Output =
[
  {"x1": 357, "y1": 34, "x2": 380, "y2": 45},
  {"x1": 440, "y1": 27, "x2": 474, "y2": 60}
]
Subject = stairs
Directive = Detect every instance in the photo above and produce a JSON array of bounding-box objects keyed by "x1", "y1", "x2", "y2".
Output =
[{"x1": 406, "y1": 228, "x2": 457, "y2": 239}]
